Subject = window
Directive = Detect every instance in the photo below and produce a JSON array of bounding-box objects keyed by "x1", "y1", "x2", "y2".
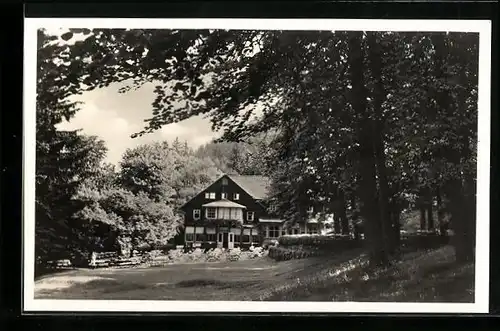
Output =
[
  {"x1": 307, "y1": 206, "x2": 314, "y2": 213},
  {"x1": 193, "y1": 209, "x2": 201, "y2": 220},
  {"x1": 222, "y1": 178, "x2": 228, "y2": 186},
  {"x1": 206, "y1": 234, "x2": 217, "y2": 242},
  {"x1": 185, "y1": 233, "x2": 194, "y2": 242},
  {"x1": 269, "y1": 204, "x2": 277, "y2": 213},
  {"x1": 206, "y1": 207, "x2": 216, "y2": 219},
  {"x1": 221, "y1": 192, "x2": 228, "y2": 199},
  {"x1": 281, "y1": 228, "x2": 287, "y2": 236},
  {"x1": 308, "y1": 224, "x2": 319, "y2": 235},
  {"x1": 219, "y1": 207, "x2": 231, "y2": 220},
  {"x1": 293, "y1": 228, "x2": 300, "y2": 235},
  {"x1": 232, "y1": 208, "x2": 242, "y2": 220},
  {"x1": 268, "y1": 226, "x2": 281, "y2": 238},
  {"x1": 233, "y1": 193, "x2": 240, "y2": 200},
  {"x1": 205, "y1": 192, "x2": 216, "y2": 199},
  {"x1": 195, "y1": 233, "x2": 205, "y2": 242},
  {"x1": 247, "y1": 211, "x2": 255, "y2": 222},
  {"x1": 242, "y1": 235, "x2": 250, "y2": 243},
  {"x1": 234, "y1": 235, "x2": 240, "y2": 243}
]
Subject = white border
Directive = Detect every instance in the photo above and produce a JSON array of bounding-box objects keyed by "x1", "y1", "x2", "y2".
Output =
[{"x1": 23, "y1": 18, "x2": 491, "y2": 314}]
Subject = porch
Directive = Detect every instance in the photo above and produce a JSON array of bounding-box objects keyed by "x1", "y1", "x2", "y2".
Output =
[
  {"x1": 260, "y1": 219, "x2": 322, "y2": 240},
  {"x1": 184, "y1": 225, "x2": 261, "y2": 249}
]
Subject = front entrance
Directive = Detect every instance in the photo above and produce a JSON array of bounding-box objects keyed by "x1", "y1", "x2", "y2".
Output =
[{"x1": 217, "y1": 232, "x2": 235, "y2": 249}]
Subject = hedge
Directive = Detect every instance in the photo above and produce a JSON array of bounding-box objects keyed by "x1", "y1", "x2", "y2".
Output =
[
  {"x1": 268, "y1": 246, "x2": 322, "y2": 261},
  {"x1": 270, "y1": 233, "x2": 449, "y2": 261},
  {"x1": 278, "y1": 234, "x2": 360, "y2": 250},
  {"x1": 401, "y1": 232, "x2": 450, "y2": 249}
]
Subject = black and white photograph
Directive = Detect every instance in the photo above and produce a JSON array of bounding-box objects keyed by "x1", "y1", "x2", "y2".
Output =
[{"x1": 23, "y1": 18, "x2": 491, "y2": 313}]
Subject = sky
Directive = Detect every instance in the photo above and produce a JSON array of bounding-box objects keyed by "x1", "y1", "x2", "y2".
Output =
[
  {"x1": 45, "y1": 27, "x2": 218, "y2": 165},
  {"x1": 56, "y1": 83, "x2": 218, "y2": 165}
]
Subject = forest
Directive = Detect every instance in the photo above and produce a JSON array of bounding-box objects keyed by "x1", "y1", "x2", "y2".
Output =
[{"x1": 36, "y1": 28, "x2": 478, "y2": 268}]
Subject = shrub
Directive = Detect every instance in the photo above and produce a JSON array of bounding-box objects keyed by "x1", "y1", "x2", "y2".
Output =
[
  {"x1": 262, "y1": 239, "x2": 278, "y2": 249},
  {"x1": 167, "y1": 249, "x2": 186, "y2": 262},
  {"x1": 278, "y1": 234, "x2": 358, "y2": 250},
  {"x1": 228, "y1": 247, "x2": 242, "y2": 261},
  {"x1": 189, "y1": 248, "x2": 205, "y2": 261},
  {"x1": 401, "y1": 232, "x2": 449, "y2": 250},
  {"x1": 268, "y1": 246, "x2": 320, "y2": 261},
  {"x1": 206, "y1": 248, "x2": 224, "y2": 262},
  {"x1": 249, "y1": 246, "x2": 266, "y2": 258}
]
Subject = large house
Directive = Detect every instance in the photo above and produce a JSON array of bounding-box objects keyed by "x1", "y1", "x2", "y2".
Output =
[{"x1": 180, "y1": 174, "x2": 323, "y2": 249}]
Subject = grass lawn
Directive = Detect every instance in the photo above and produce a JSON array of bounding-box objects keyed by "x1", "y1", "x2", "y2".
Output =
[{"x1": 34, "y1": 245, "x2": 474, "y2": 302}]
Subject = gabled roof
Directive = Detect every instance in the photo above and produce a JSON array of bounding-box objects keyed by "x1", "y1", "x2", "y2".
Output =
[
  {"x1": 203, "y1": 199, "x2": 246, "y2": 209},
  {"x1": 179, "y1": 174, "x2": 271, "y2": 211},
  {"x1": 228, "y1": 175, "x2": 270, "y2": 200}
]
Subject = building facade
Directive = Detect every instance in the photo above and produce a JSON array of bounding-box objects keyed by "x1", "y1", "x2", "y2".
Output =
[{"x1": 180, "y1": 174, "x2": 323, "y2": 249}]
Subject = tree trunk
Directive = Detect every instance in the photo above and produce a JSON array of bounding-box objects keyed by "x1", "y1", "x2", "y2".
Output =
[
  {"x1": 347, "y1": 31, "x2": 389, "y2": 267},
  {"x1": 333, "y1": 214, "x2": 341, "y2": 234},
  {"x1": 426, "y1": 205, "x2": 434, "y2": 231},
  {"x1": 446, "y1": 178, "x2": 475, "y2": 263},
  {"x1": 436, "y1": 186, "x2": 444, "y2": 228},
  {"x1": 367, "y1": 31, "x2": 397, "y2": 256},
  {"x1": 338, "y1": 191, "x2": 350, "y2": 235},
  {"x1": 419, "y1": 205, "x2": 427, "y2": 231},
  {"x1": 431, "y1": 33, "x2": 476, "y2": 263},
  {"x1": 351, "y1": 196, "x2": 357, "y2": 211}
]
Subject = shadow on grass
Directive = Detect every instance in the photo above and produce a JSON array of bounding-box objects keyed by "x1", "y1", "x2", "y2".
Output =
[
  {"x1": 262, "y1": 245, "x2": 474, "y2": 303},
  {"x1": 176, "y1": 279, "x2": 261, "y2": 289}
]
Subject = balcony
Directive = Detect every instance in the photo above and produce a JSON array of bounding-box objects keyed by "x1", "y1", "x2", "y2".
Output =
[{"x1": 202, "y1": 199, "x2": 246, "y2": 224}]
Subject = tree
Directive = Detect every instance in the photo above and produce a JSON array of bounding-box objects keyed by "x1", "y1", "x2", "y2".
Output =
[
  {"x1": 40, "y1": 28, "x2": 479, "y2": 265},
  {"x1": 36, "y1": 132, "x2": 108, "y2": 262}
]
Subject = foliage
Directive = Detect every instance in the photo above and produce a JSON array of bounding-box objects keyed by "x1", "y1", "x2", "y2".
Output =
[
  {"x1": 39, "y1": 28, "x2": 479, "y2": 265},
  {"x1": 119, "y1": 140, "x2": 221, "y2": 204},
  {"x1": 195, "y1": 133, "x2": 275, "y2": 175},
  {"x1": 35, "y1": 131, "x2": 109, "y2": 261},
  {"x1": 268, "y1": 246, "x2": 323, "y2": 261},
  {"x1": 278, "y1": 234, "x2": 351, "y2": 246}
]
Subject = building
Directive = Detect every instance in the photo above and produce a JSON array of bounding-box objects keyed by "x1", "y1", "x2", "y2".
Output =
[{"x1": 180, "y1": 174, "x2": 323, "y2": 249}]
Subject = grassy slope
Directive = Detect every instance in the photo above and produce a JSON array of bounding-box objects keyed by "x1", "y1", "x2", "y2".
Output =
[
  {"x1": 34, "y1": 246, "x2": 473, "y2": 302},
  {"x1": 263, "y1": 245, "x2": 474, "y2": 302}
]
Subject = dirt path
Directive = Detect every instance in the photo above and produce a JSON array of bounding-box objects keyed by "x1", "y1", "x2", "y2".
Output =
[{"x1": 34, "y1": 252, "x2": 363, "y2": 301}]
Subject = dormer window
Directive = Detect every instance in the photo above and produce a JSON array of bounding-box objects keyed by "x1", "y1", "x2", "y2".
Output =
[
  {"x1": 221, "y1": 192, "x2": 228, "y2": 199},
  {"x1": 233, "y1": 193, "x2": 240, "y2": 200},
  {"x1": 205, "y1": 192, "x2": 216, "y2": 199}
]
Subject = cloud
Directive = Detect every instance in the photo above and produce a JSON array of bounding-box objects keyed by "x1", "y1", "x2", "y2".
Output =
[{"x1": 55, "y1": 83, "x2": 218, "y2": 165}]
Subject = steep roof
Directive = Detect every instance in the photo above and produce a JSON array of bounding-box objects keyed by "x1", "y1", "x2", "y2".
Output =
[
  {"x1": 179, "y1": 174, "x2": 271, "y2": 211},
  {"x1": 228, "y1": 175, "x2": 270, "y2": 200}
]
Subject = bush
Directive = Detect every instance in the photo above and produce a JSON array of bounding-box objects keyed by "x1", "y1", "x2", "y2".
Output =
[
  {"x1": 263, "y1": 239, "x2": 278, "y2": 249},
  {"x1": 401, "y1": 232, "x2": 449, "y2": 250},
  {"x1": 268, "y1": 246, "x2": 321, "y2": 261},
  {"x1": 248, "y1": 246, "x2": 266, "y2": 258},
  {"x1": 278, "y1": 234, "x2": 359, "y2": 250},
  {"x1": 190, "y1": 248, "x2": 205, "y2": 261},
  {"x1": 228, "y1": 247, "x2": 242, "y2": 261},
  {"x1": 168, "y1": 249, "x2": 186, "y2": 262},
  {"x1": 206, "y1": 248, "x2": 225, "y2": 262}
]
